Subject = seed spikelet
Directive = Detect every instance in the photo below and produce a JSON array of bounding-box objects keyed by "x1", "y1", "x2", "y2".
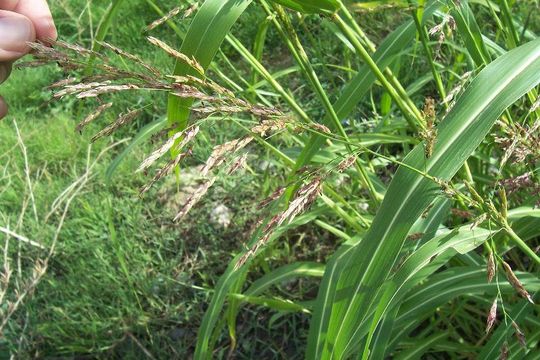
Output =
[
  {"x1": 174, "y1": 177, "x2": 217, "y2": 222},
  {"x1": 91, "y1": 109, "x2": 142, "y2": 142},
  {"x1": 502, "y1": 261, "x2": 534, "y2": 303},
  {"x1": 486, "y1": 297, "x2": 497, "y2": 334},
  {"x1": 76, "y1": 102, "x2": 113, "y2": 133},
  {"x1": 487, "y1": 251, "x2": 495, "y2": 283},
  {"x1": 147, "y1": 36, "x2": 204, "y2": 75},
  {"x1": 146, "y1": 7, "x2": 182, "y2": 32},
  {"x1": 137, "y1": 126, "x2": 200, "y2": 173}
]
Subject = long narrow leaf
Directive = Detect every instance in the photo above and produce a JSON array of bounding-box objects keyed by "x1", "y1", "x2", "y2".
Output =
[
  {"x1": 308, "y1": 38, "x2": 540, "y2": 359},
  {"x1": 293, "y1": 0, "x2": 442, "y2": 171},
  {"x1": 166, "y1": 0, "x2": 253, "y2": 131}
]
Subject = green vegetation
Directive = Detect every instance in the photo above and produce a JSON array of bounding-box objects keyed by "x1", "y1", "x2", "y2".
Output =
[{"x1": 1, "y1": 0, "x2": 540, "y2": 359}]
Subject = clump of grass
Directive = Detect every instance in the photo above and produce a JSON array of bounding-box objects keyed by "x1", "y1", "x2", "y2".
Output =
[
  {"x1": 0, "y1": 115, "x2": 266, "y2": 357},
  {"x1": 3, "y1": 0, "x2": 540, "y2": 358}
]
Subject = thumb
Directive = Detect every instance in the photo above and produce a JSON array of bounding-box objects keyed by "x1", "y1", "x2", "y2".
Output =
[{"x1": 0, "y1": 10, "x2": 36, "y2": 62}]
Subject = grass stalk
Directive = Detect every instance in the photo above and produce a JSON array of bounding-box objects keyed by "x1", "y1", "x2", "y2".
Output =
[
  {"x1": 83, "y1": 0, "x2": 126, "y2": 77},
  {"x1": 503, "y1": 225, "x2": 540, "y2": 266},
  {"x1": 231, "y1": 118, "x2": 370, "y2": 228},
  {"x1": 408, "y1": 5, "x2": 478, "y2": 185},
  {"x1": 338, "y1": 3, "x2": 424, "y2": 122},
  {"x1": 410, "y1": 9, "x2": 447, "y2": 102},
  {"x1": 226, "y1": 35, "x2": 311, "y2": 122},
  {"x1": 498, "y1": 0, "x2": 520, "y2": 48},
  {"x1": 265, "y1": 3, "x2": 381, "y2": 203},
  {"x1": 332, "y1": 14, "x2": 424, "y2": 131}
]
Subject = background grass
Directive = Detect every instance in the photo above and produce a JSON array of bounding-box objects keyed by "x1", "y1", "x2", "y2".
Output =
[
  {"x1": 0, "y1": 3, "x2": 329, "y2": 357},
  {"x1": 1, "y1": 0, "x2": 539, "y2": 358}
]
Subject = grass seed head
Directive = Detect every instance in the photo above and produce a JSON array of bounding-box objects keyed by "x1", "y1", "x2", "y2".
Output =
[
  {"x1": 76, "y1": 103, "x2": 113, "y2": 133},
  {"x1": 46, "y1": 77, "x2": 78, "y2": 89},
  {"x1": 201, "y1": 137, "x2": 253, "y2": 176},
  {"x1": 99, "y1": 41, "x2": 161, "y2": 76},
  {"x1": 421, "y1": 97, "x2": 437, "y2": 158},
  {"x1": 512, "y1": 321, "x2": 526, "y2": 347},
  {"x1": 91, "y1": 108, "x2": 142, "y2": 142},
  {"x1": 54, "y1": 81, "x2": 111, "y2": 98},
  {"x1": 434, "y1": 178, "x2": 457, "y2": 197},
  {"x1": 421, "y1": 203, "x2": 435, "y2": 219},
  {"x1": 77, "y1": 84, "x2": 140, "y2": 99},
  {"x1": 487, "y1": 251, "x2": 496, "y2": 283},
  {"x1": 168, "y1": 75, "x2": 235, "y2": 98},
  {"x1": 173, "y1": 85, "x2": 217, "y2": 102},
  {"x1": 145, "y1": 6, "x2": 182, "y2": 32},
  {"x1": 139, "y1": 150, "x2": 192, "y2": 195},
  {"x1": 279, "y1": 177, "x2": 322, "y2": 225},
  {"x1": 310, "y1": 123, "x2": 331, "y2": 134},
  {"x1": 192, "y1": 105, "x2": 245, "y2": 114},
  {"x1": 183, "y1": 3, "x2": 199, "y2": 18},
  {"x1": 27, "y1": 41, "x2": 70, "y2": 62},
  {"x1": 469, "y1": 213, "x2": 488, "y2": 230},
  {"x1": 258, "y1": 187, "x2": 286, "y2": 209},
  {"x1": 485, "y1": 297, "x2": 497, "y2": 334},
  {"x1": 451, "y1": 208, "x2": 472, "y2": 219},
  {"x1": 502, "y1": 261, "x2": 534, "y2": 303},
  {"x1": 174, "y1": 177, "x2": 217, "y2": 222},
  {"x1": 498, "y1": 173, "x2": 540, "y2": 206},
  {"x1": 496, "y1": 120, "x2": 540, "y2": 167},
  {"x1": 227, "y1": 153, "x2": 249, "y2": 175},
  {"x1": 407, "y1": 232, "x2": 425, "y2": 241},
  {"x1": 137, "y1": 126, "x2": 200, "y2": 173},
  {"x1": 147, "y1": 36, "x2": 204, "y2": 75},
  {"x1": 337, "y1": 155, "x2": 356, "y2": 173},
  {"x1": 247, "y1": 105, "x2": 283, "y2": 118},
  {"x1": 236, "y1": 177, "x2": 323, "y2": 271},
  {"x1": 54, "y1": 40, "x2": 101, "y2": 58},
  {"x1": 251, "y1": 119, "x2": 286, "y2": 137}
]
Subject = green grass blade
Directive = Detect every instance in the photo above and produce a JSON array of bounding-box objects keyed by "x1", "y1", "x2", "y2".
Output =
[
  {"x1": 166, "y1": 0, "x2": 253, "y2": 131},
  {"x1": 362, "y1": 206, "x2": 540, "y2": 357},
  {"x1": 291, "y1": 0, "x2": 442, "y2": 172},
  {"x1": 450, "y1": 0, "x2": 492, "y2": 66},
  {"x1": 305, "y1": 236, "x2": 362, "y2": 359},
  {"x1": 395, "y1": 268, "x2": 540, "y2": 327},
  {"x1": 105, "y1": 117, "x2": 166, "y2": 181},
  {"x1": 394, "y1": 332, "x2": 448, "y2": 360},
  {"x1": 308, "y1": 37, "x2": 540, "y2": 359},
  {"x1": 271, "y1": 0, "x2": 339, "y2": 14},
  {"x1": 228, "y1": 293, "x2": 311, "y2": 313},
  {"x1": 406, "y1": 195, "x2": 451, "y2": 250},
  {"x1": 245, "y1": 262, "x2": 325, "y2": 297},
  {"x1": 83, "y1": 0, "x2": 126, "y2": 77},
  {"x1": 369, "y1": 305, "x2": 399, "y2": 359},
  {"x1": 225, "y1": 261, "x2": 324, "y2": 348},
  {"x1": 195, "y1": 206, "x2": 326, "y2": 359}
]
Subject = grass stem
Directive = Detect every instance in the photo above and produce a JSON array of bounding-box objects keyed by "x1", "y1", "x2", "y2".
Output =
[
  {"x1": 333, "y1": 13, "x2": 424, "y2": 131},
  {"x1": 503, "y1": 225, "x2": 540, "y2": 266}
]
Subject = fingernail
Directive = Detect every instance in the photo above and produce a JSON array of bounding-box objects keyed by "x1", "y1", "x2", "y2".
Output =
[{"x1": 0, "y1": 16, "x2": 34, "y2": 53}]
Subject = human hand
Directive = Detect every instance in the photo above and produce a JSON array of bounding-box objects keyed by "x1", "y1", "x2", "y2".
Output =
[{"x1": 0, "y1": 0, "x2": 57, "y2": 119}]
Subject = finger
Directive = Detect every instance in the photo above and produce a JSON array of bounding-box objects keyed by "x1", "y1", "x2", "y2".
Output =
[
  {"x1": 0, "y1": 10, "x2": 35, "y2": 62},
  {"x1": 0, "y1": 0, "x2": 56, "y2": 42},
  {"x1": 0, "y1": 96, "x2": 8, "y2": 119},
  {"x1": 0, "y1": 63, "x2": 12, "y2": 84}
]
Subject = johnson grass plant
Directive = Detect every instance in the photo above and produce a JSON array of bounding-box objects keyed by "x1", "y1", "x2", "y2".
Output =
[{"x1": 2, "y1": 0, "x2": 540, "y2": 358}]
